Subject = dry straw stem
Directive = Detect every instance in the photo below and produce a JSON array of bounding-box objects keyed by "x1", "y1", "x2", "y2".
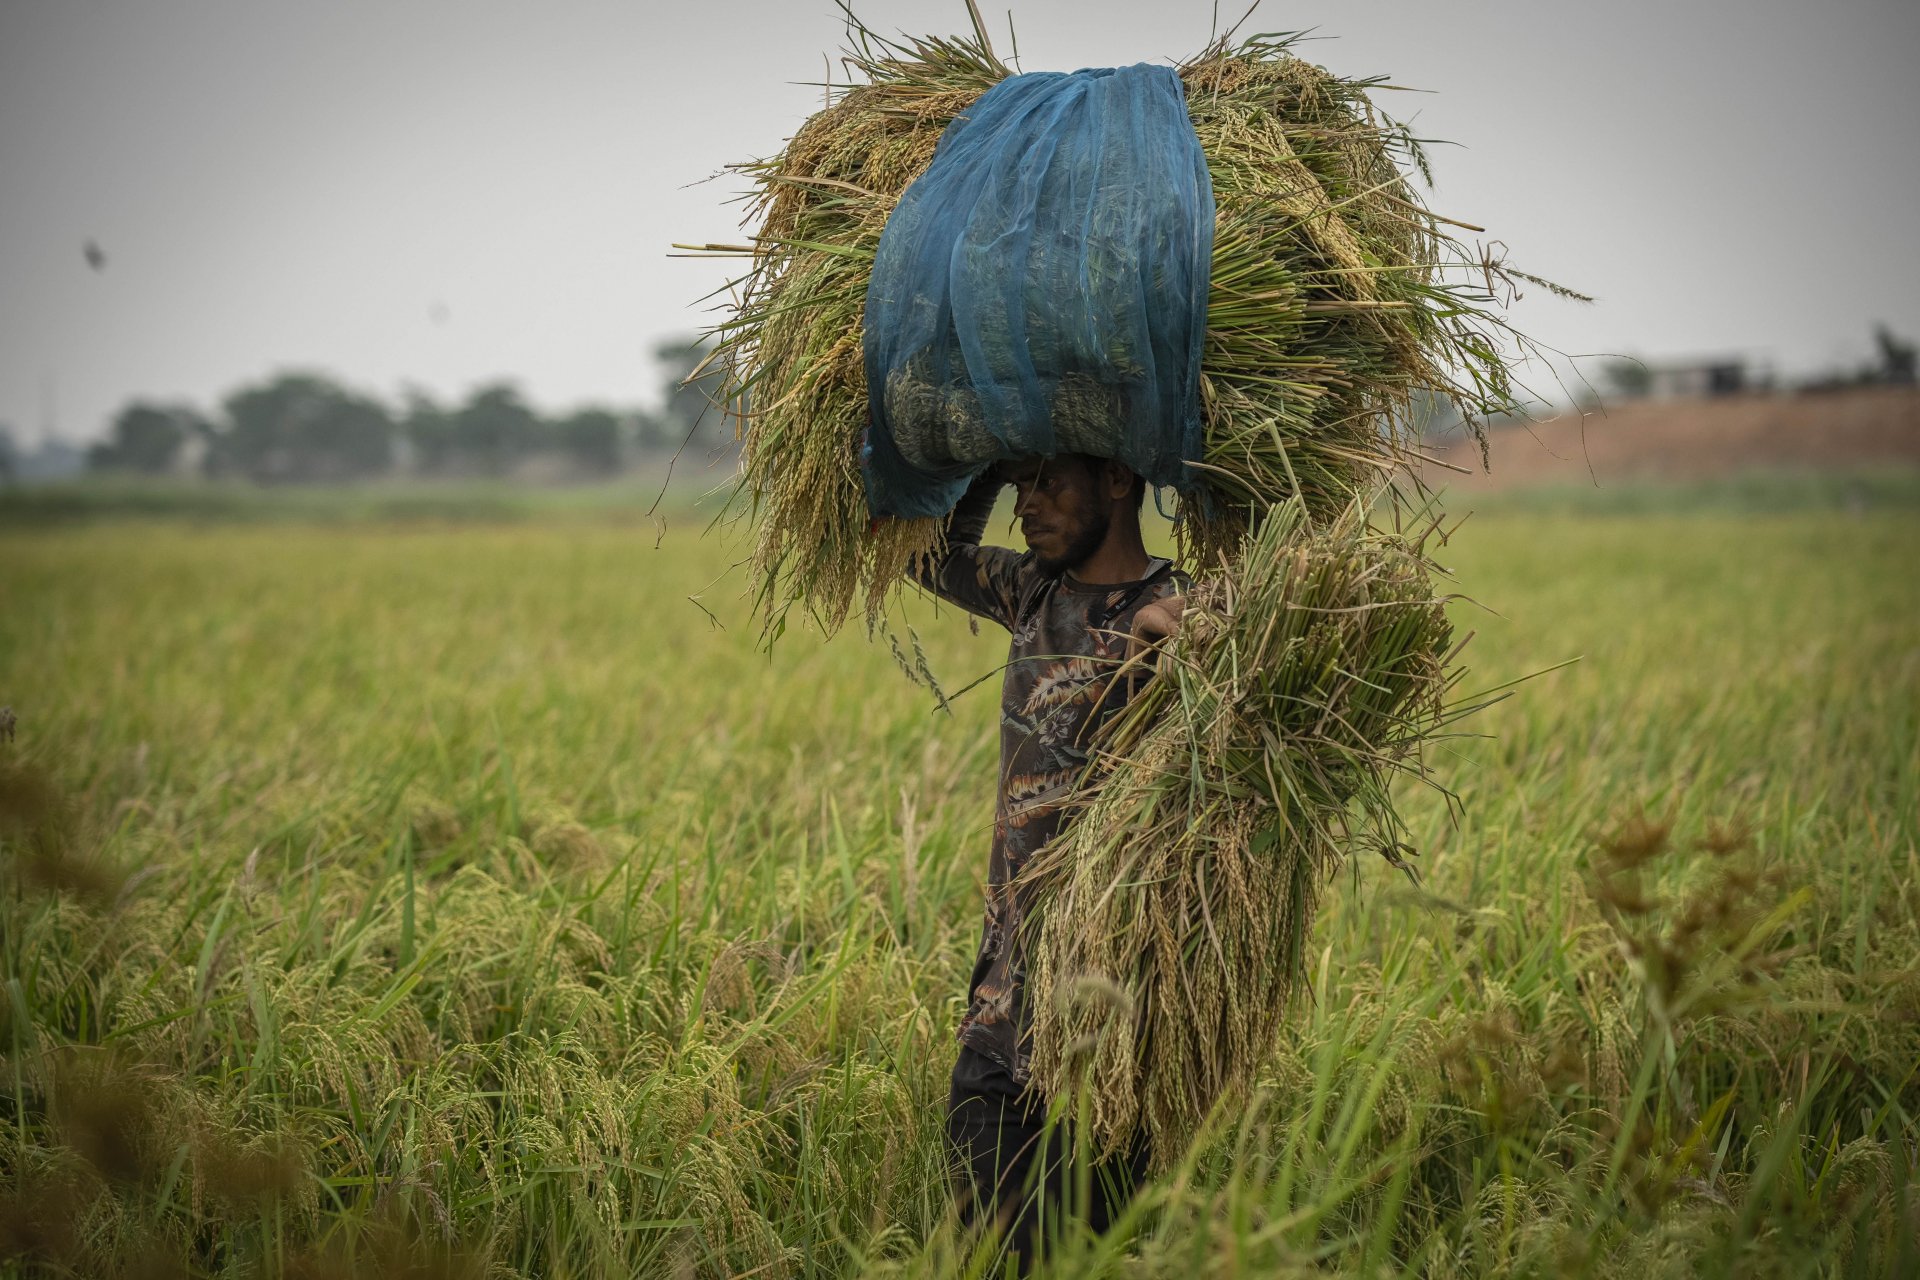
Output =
[
  {"x1": 1016, "y1": 492, "x2": 1468, "y2": 1166},
  {"x1": 692, "y1": 16, "x2": 1566, "y2": 638}
]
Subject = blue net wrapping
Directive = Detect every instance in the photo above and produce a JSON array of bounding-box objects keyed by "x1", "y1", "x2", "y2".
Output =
[{"x1": 860, "y1": 63, "x2": 1216, "y2": 521}]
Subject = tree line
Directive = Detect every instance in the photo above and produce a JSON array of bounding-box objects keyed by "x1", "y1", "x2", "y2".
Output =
[{"x1": 85, "y1": 339, "x2": 729, "y2": 483}]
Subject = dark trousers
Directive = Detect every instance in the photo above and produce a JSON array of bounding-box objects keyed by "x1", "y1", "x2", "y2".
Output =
[{"x1": 944, "y1": 1049, "x2": 1151, "y2": 1268}]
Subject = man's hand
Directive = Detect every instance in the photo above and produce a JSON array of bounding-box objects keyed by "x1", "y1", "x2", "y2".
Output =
[{"x1": 1126, "y1": 595, "x2": 1185, "y2": 662}]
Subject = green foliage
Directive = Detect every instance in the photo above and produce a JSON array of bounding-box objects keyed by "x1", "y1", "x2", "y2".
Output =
[
  {"x1": 0, "y1": 505, "x2": 1915, "y2": 1277},
  {"x1": 81, "y1": 344, "x2": 720, "y2": 488},
  {"x1": 217, "y1": 373, "x2": 396, "y2": 483},
  {"x1": 399, "y1": 387, "x2": 460, "y2": 477},
  {"x1": 1599, "y1": 358, "x2": 1653, "y2": 400},
  {"x1": 448, "y1": 384, "x2": 543, "y2": 478},
  {"x1": 86, "y1": 403, "x2": 206, "y2": 476},
  {"x1": 653, "y1": 338, "x2": 730, "y2": 453},
  {"x1": 555, "y1": 410, "x2": 625, "y2": 478}
]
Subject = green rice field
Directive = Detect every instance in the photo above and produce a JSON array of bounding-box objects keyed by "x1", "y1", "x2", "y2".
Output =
[{"x1": 2, "y1": 485, "x2": 1917, "y2": 1277}]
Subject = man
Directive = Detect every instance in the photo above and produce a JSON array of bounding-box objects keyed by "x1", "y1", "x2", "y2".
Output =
[{"x1": 913, "y1": 451, "x2": 1186, "y2": 1265}]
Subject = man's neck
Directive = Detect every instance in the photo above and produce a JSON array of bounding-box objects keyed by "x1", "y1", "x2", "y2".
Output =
[{"x1": 1067, "y1": 526, "x2": 1153, "y2": 586}]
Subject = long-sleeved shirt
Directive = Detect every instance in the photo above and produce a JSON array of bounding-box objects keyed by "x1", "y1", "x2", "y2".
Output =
[{"x1": 914, "y1": 477, "x2": 1186, "y2": 1092}]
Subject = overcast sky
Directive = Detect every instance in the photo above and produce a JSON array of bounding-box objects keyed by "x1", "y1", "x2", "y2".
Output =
[{"x1": 2, "y1": 0, "x2": 1915, "y2": 445}]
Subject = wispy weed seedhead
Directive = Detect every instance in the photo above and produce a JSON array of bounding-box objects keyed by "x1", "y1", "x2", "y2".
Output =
[
  {"x1": 0, "y1": 1171, "x2": 88, "y2": 1268},
  {"x1": 49, "y1": 1050, "x2": 163, "y2": 1187},
  {"x1": 282, "y1": 1211, "x2": 488, "y2": 1280},
  {"x1": 0, "y1": 761, "x2": 125, "y2": 907},
  {"x1": 1584, "y1": 806, "x2": 1800, "y2": 1031}
]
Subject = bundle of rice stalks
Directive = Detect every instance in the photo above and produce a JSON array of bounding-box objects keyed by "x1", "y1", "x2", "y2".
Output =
[
  {"x1": 689, "y1": 17, "x2": 1569, "y2": 635},
  {"x1": 1016, "y1": 494, "x2": 1465, "y2": 1164}
]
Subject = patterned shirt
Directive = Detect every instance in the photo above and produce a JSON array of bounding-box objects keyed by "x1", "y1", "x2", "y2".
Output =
[{"x1": 916, "y1": 478, "x2": 1186, "y2": 1090}]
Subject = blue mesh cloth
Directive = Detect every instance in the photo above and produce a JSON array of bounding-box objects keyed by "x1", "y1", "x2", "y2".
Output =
[{"x1": 861, "y1": 63, "x2": 1215, "y2": 520}]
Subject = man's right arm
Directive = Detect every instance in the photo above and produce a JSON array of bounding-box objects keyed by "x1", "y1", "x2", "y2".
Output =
[{"x1": 910, "y1": 473, "x2": 1025, "y2": 630}]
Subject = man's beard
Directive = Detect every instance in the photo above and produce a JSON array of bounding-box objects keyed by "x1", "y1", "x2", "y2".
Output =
[{"x1": 1034, "y1": 508, "x2": 1111, "y2": 578}]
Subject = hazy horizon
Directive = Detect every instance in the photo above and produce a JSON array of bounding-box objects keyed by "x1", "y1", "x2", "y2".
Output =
[{"x1": 3, "y1": 0, "x2": 1916, "y2": 446}]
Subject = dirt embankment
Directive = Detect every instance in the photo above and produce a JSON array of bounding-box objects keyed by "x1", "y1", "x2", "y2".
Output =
[{"x1": 1421, "y1": 385, "x2": 1920, "y2": 491}]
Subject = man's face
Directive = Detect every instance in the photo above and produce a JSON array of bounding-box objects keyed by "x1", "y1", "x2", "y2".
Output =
[{"x1": 1000, "y1": 454, "x2": 1114, "y2": 576}]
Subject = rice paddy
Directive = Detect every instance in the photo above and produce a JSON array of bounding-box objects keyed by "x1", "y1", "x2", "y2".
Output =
[{"x1": 2, "y1": 489, "x2": 1917, "y2": 1277}]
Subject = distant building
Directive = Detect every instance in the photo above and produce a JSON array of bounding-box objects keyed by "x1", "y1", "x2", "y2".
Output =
[{"x1": 1646, "y1": 357, "x2": 1752, "y2": 400}]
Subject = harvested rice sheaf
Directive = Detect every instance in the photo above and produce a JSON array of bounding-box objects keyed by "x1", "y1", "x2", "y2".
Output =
[
  {"x1": 1017, "y1": 496, "x2": 1461, "y2": 1164},
  {"x1": 697, "y1": 21, "x2": 1560, "y2": 634}
]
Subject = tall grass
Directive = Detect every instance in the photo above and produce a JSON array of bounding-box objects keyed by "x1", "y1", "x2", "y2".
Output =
[{"x1": 1, "y1": 504, "x2": 1916, "y2": 1277}]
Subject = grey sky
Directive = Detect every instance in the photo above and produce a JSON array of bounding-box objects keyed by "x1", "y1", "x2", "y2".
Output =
[{"x1": 2, "y1": 0, "x2": 1915, "y2": 445}]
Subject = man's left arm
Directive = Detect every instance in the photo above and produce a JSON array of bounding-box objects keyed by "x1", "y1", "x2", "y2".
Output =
[{"x1": 910, "y1": 473, "x2": 1027, "y2": 629}]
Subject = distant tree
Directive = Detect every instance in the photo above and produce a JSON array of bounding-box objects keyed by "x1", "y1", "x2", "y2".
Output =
[
  {"x1": 554, "y1": 408, "x2": 622, "y2": 476},
  {"x1": 629, "y1": 410, "x2": 671, "y2": 453},
  {"x1": 450, "y1": 383, "x2": 543, "y2": 477},
  {"x1": 399, "y1": 389, "x2": 457, "y2": 476},
  {"x1": 1874, "y1": 324, "x2": 1916, "y2": 385},
  {"x1": 1600, "y1": 357, "x2": 1653, "y2": 400},
  {"x1": 87, "y1": 402, "x2": 205, "y2": 474},
  {"x1": 216, "y1": 373, "x2": 394, "y2": 482},
  {"x1": 0, "y1": 423, "x2": 17, "y2": 485},
  {"x1": 654, "y1": 338, "x2": 733, "y2": 450}
]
